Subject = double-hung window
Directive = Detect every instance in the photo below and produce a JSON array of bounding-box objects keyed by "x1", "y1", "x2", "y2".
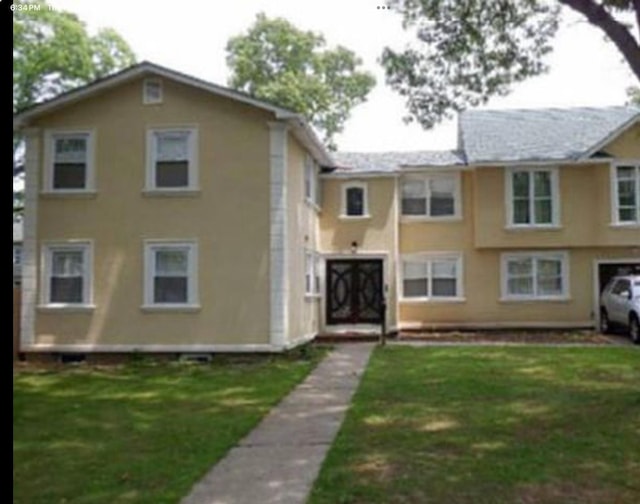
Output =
[
  {"x1": 612, "y1": 163, "x2": 640, "y2": 225},
  {"x1": 507, "y1": 167, "x2": 559, "y2": 227},
  {"x1": 304, "y1": 250, "x2": 320, "y2": 296},
  {"x1": 502, "y1": 252, "x2": 568, "y2": 300},
  {"x1": 401, "y1": 174, "x2": 460, "y2": 218},
  {"x1": 46, "y1": 132, "x2": 94, "y2": 192},
  {"x1": 144, "y1": 241, "x2": 198, "y2": 307},
  {"x1": 304, "y1": 155, "x2": 318, "y2": 206},
  {"x1": 147, "y1": 128, "x2": 198, "y2": 191},
  {"x1": 402, "y1": 254, "x2": 463, "y2": 300},
  {"x1": 43, "y1": 242, "x2": 93, "y2": 306}
]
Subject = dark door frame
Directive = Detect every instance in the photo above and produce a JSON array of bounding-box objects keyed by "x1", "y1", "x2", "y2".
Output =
[{"x1": 325, "y1": 257, "x2": 385, "y2": 326}]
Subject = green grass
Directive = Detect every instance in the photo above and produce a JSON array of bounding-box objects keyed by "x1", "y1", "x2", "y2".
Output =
[
  {"x1": 14, "y1": 349, "x2": 324, "y2": 504},
  {"x1": 310, "y1": 346, "x2": 640, "y2": 504}
]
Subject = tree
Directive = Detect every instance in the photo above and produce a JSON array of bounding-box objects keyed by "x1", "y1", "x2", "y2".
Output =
[
  {"x1": 381, "y1": 0, "x2": 640, "y2": 129},
  {"x1": 628, "y1": 86, "x2": 640, "y2": 104},
  {"x1": 13, "y1": 0, "x2": 136, "y2": 215},
  {"x1": 226, "y1": 13, "x2": 376, "y2": 148}
]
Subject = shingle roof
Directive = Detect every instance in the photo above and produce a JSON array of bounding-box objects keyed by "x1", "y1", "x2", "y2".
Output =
[
  {"x1": 460, "y1": 106, "x2": 639, "y2": 164},
  {"x1": 333, "y1": 150, "x2": 466, "y2": 174}
]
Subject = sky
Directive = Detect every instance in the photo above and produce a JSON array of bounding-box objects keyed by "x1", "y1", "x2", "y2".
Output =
[{"x1": 48, "y1": 0, "x2": 636, "y2": 152}]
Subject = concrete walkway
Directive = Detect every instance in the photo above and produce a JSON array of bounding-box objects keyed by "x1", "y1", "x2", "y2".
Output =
[{"x1": 181, "y1": 343, "x2": 374, "y2": 504}]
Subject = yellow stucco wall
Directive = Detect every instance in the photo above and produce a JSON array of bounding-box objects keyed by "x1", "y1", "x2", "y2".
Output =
[
  {"x1": 473, "y1": 163, "x2": 639, "y2": 249},
  {"x1": 321, "y1": 121, "x2": 639, "y2": 329},
  {"x1": 399, "y1": 247, "x2": 639, "y2": 327},
  {"x1": 319, "y1": 177, "x2": 398, "y2": 328},
  {"x1": 286, "y1": 135, "x2": 321, "y2": 341},
  {"x1": 32, "y1": 76, "x2": 275, "y2": 346},
  {"x1": 605, "y1": 122, "x2": 640, "y2": 157}
]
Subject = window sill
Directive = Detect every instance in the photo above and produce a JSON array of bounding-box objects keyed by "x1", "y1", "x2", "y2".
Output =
[
  {"x1": 504, "y1": 225, "x2": 562, "y2": 231},
  {"x1": 141, "y1": 304, "x2": 201, "y2": 313},
  {"x1": 400, "y1": 216, "x2": 462, "y2": 223},
  {"x1": 339, "y1": 214, "x2": 371, "y2": 221},
  {"x1": 400, "y1": 297, "x2": 466, "y2": 304},
  {"x1": 37, "y1": 304, "x2": 96, "y2": 312},
  {"x1": 305, "y1": 294, "x2": 321, "y2": 301},
  {"x1": 609, "y1": 222, "x2": 640, "y2": 229},
  {"x1": 40, "y1": 191, "x2": 97, "y2": 199},
  {"x1": 304, "y1": 199, "x2": 321, "y2": 213},
  {"x1": 142, "y1": 189, "x2": 201, "y2": 197},
  {"x1": 499, "y1": 296, "x2": 571, "y2": 303}
]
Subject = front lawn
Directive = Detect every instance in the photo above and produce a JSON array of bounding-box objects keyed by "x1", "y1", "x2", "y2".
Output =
[
  {"x1": 311, "y1": 346, "x2": 640, "y2": 504},
  {"x1": 14, "y1": 351, "x2": 322, "y2": 504}
]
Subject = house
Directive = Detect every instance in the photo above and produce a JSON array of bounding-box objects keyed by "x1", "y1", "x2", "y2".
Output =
[
  {"x1": 13, "y1": 61, "x2": 640, "y2": 355},
  {"x1": 13, "y1": 220, "x2": 23, "y2": 284}
]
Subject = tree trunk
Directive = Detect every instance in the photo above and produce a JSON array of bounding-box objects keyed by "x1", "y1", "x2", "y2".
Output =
[{"x1": 559, "y1": 0, "x2": 640, "y2": 82}]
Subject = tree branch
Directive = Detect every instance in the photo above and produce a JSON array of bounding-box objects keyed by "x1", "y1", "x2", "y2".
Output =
[
  {"x1": 559, "y1": 0, "x2": 640, "y2": 81},
  {"x1": 634, "y1": 0, "x2": 640, "y2": 41}
]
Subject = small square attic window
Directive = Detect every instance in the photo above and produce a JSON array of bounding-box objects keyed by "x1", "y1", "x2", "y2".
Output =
[{"x1": 143, "y1": 78, "x2": 163, "y2": 104}]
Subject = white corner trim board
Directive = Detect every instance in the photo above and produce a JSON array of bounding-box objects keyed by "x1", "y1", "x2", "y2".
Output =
[
  {"x1": 21, "y1": 128, "x2": 40, "y2": 349},
  {"x1": 269, "y1": 122, "x2": 289, "y2": 347}
]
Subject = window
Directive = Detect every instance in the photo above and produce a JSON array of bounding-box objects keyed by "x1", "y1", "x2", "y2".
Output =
[
  {"x1": 341, "y1": 182, "x2": 368, "y2": 217},
  {"x1": 612, "y1": 163, "x2": 640, "y2": 225},
  {"x1": 144, "y1": 241, "x2": 198, "y2": 307},
  {"x1": 43, "y1": 242, "x2": 92, "y2": 306},
  {"x1": 506, "y1": 167, "x2": 559, "y2": 227},
  {"x1": 143, "y1": 78, "x2": 163, "y2": 104},
  {"x1": 13, "y1": 244, "x2": 22, "y2": 266},
  {"x1": 401, "y1": 254, "x2": 463, "y2": 300},
  {"x1": 304, "y1": 155, "x2": 317, "y2": 205},
  {"x1": 401, "y1": 174, "x2": 460, "y2": 218},
  {"x1": 146, "y1": 128, "x2": 198, "y2": 190},
  {"x1": 46, "y1": 131, "x2": 94, "y2": 192},
  {"x1": 502, "y1": 252, "x2": 568, "y2": 300},
  {"x1": 305, "y1": 250, "x2": 320, "y2": 296}
]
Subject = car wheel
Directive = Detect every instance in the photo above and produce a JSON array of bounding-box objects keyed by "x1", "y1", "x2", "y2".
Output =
[
  {"x1": 600, "y1": 309, "x2": 611, "y2": 334},
  {"x1": 630, "y1": 315, "x2": 640, "y2": 345}
]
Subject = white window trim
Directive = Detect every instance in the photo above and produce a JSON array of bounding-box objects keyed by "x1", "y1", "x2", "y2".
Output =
[
  {"x1": 40, "y1": 240, "x2": 94, "y2": 309},
  {"x1": 304, "y1": 249, "x2": 321, "y2": 298},
  {"x1": 400, "y1": 172, "x2": 462, "y2": 221},
  {"x1": 143, "y1": 78, "x2": 163, "y2": 105},
  {"x1": 145, "y1": 127, "x2": 199, "y2": 192},
  {"x1": 399, "y1": 252, "x2": 465, "y2": 302},
  {"x1": 340, "y1": 181, "x2": 370, "y2": 219},
  {"x1": 43, "y1": 129, "x2": 96, "y2": 194},
  {"x1": 143, "y1": 240, "x2": 199, "y2": 309},
  {"x1": 610, "y1": 160, "x2": 640, "y2": 227},
  {"x1": 304, "y1": 154, "x2": 320, "y2": 209},
  {"x1": 504, "y1": 166, "x2": 560, "y2": 229},
  {"x1": 500, "y1": 251, "x2": 570, "y2": 302}
]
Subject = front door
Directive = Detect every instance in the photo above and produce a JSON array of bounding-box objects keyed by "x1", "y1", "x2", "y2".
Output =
[{"x1": 326, "y1": 259, "x2": 383, "y2": 325}]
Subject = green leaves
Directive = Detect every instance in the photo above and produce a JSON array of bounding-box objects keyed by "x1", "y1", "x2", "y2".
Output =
[
  {"x1": 381, "y1": 0, "x2": 560, "y2": 129},
  {"x1": 13, "y1": 0, "x2": 136, "y2": 113},
  {"x1": 382, "y1": 0, "x2": 640, "y2": 129},
  {"x1": 226, "y1": 13, "x2": 376, "y2": 148}
]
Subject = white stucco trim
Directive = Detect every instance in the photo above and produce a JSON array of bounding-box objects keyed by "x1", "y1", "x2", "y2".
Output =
[
  {"x1": 269, "y1": 122, "x2": 289, "y2": 346},
  {"x1": 400, "y1": 320, "x2": 595, "y2": 330},
  {"x1": 20, "y1": 343, "x2": 286, "y2": 353},
  {"x1": 21, "y1": 335, "x2": 316, "y2": 354},
  {"x1": 21, "y1": 128, "x2": 40, "y2": 349},
  {"x1": 285, "y1": 332, "x2": 317, "y2": 349}
]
